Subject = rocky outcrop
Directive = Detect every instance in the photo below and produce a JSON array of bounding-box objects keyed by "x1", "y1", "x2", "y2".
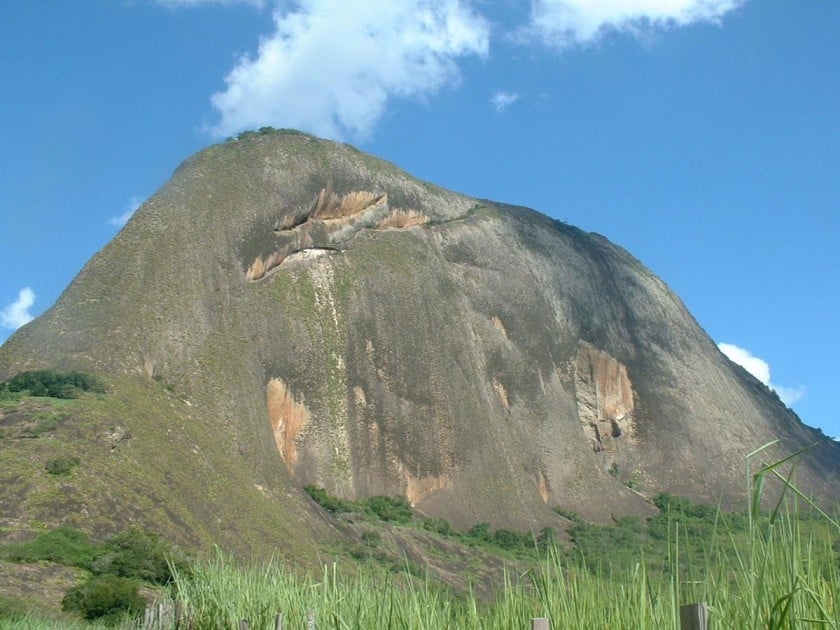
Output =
[
  {"x1": 266, "y1": 377, "x2": 310, "y2": 469},
  {"x1": 245, "y1": 185, "x2": 429, "y2": 281},
  {"x1": 2, "y1": 129, "x2": 838, "y2": 546},
  {"x1": 575, "y1": 343, "x2": 635, "y2": 453}
]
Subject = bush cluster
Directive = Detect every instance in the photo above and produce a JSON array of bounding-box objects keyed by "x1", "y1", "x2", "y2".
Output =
[
  {"x1": 0, "y1": 369, "x2": 105, "y2": 399},
  {"x1": 231, "y1": 127, "x2": 309, "y2": 142},
  {"x1": 61, "y1": 575, "x2": 146, "y2": 624},
  {"x1": 304, "y1": 486, "x2": 552, "y2": 554},
  {"x1": 303, "y1": 485, "x2": 354, "y2": 514},
  {"x1": 363, "y1": 495, "x2": 413, "y2": 524},
  {"x1": 555, "y1": 493, "x2": 759, "y2": 575},
  {"x1": 421, "y1": 517, "x2": 452, "y2": 536},
  {"x1": 464, "y1": 522, "x2": 538, "y2": 551},
  {"x1": 45, "y1": 455, "x2": 80, "y2": 476},
  {"x1": 1, "y1": 526, "x2": 190, "y2": 625},
  {"x1": 303, "y1": 486, "x2": 413, "y2": 524}
]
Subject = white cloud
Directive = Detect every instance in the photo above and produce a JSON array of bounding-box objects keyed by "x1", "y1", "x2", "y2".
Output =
[
  {"x1": 491, "y1": 91, "x2": 520, "y2": 113},
  {"x1": 1, "y1": 288, "x2": 36, "y2": 330},
  {"x1": 773, "y1": 385, "x2": 806, "y2": 407},
  {"x1": 525, "y1": 0, "x2": 744, "y2": 48},
  {"x1": 208, "y1": 0, "x2": 490, "y2": 140},
  {"x1": 108, "y1": 196, "x2": 144, "y2": 228},
  {"x1": 718, "y1": 342, "x2": 770, "y2": 384},
  {"x1": 718, "y1": 342, "x2": 806, "y2": 407}
]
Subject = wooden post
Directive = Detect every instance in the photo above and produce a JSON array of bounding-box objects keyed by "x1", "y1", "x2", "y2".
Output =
[
  {"x1": 274, "y1": 613, "x2": 284, "y2": 630},
  {"x1": 175, "y1": 600, "x2": 184, "y2": 628},
  {"x1": 307, "y1": 609, "x2": 316, "y2": 630},
  {"x1": 532, "y1": 618, "x2": 550, "y2": 630},
  {"x1": 679, "y1": 602, "x2": 709, "y2": 630},
  {"x1": 239, "y1": 620, "x2": 250, "y2": 630},
  {"x1": 158, "y1": 601, "x2": 169, "y2": 629}
]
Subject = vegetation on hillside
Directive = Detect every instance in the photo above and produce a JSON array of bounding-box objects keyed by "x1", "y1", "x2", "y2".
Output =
[
  {"x1": 0, "y1": 370, "x2": 105, "y2": 400},
  {"x1": 229, "y1": 126, "x2": 310, "y2": 142},
  {"x1": 304, "y1": 486, "x2": 414, "y2": 524},
  {"x1": 3, "y1": 449, "x2": 839, "y2": 627},
  {"x1": 140, "y1": 491, "x2": 840, "y2": 629},
  {"x1": 1, "y1": 527, "x2": 189, "y2": 626},
  {"x1": 305, "y1": 485, "x2": 557, "y2": 556},
  {"x1": 164, "y1": 453, "x2": 840, "y2": 627},
  {"x1": 4, "y1": 502, "x2": 838, "y2": 627}
]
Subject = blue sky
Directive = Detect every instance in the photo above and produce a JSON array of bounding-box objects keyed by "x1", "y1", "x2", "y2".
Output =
[{"x1": 1, "y1": 1, "x2": 838, "y2": 438}]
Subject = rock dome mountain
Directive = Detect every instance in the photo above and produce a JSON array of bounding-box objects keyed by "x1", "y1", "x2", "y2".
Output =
[{"x1": 1, "y1": 129, "x2": 837, "y2": 554}]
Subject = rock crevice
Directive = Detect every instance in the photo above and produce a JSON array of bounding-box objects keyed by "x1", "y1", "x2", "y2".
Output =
[{"x1": 246, "y1": 185, "x2": 429, "y2": 281}]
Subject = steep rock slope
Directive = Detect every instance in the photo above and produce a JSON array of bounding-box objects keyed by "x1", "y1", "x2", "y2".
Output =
[{"x1": 1, "y1": 130, "x2": 837, "y2": 546}]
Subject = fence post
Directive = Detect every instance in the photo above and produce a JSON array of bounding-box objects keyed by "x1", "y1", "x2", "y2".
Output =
[
  {"x1": 532, "y1": 618, "x2": 550, "y2": 630},
  {"x1": 679, "y1": 602, "x2": 709, "y2": 630},
  {"x1": 174, "y1": 600, "x2": 184, "y2": 628},
  {"x1": 240, "y1": 620, "x2": 250, "y2": 630},
  {"x1": 275, "y1": 613, "x2": 284, "y2": 630},
  {"x1": 307, "y1": 609, "x2": 316, "y2": 630},
  {"x1": 159, "y1": 601, "x2": 172, "y2": 629}
]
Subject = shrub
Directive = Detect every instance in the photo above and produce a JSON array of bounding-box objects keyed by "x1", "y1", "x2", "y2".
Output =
[
  {"x1": 466, "y1": 522, "x2": 490, "y2": 542},
  {"x1": 0, "y1": 370, "x2": 105, "y2": 399},
  {"x1": 553, "y1": 507, "x2": 584, "y2": 524},
  {"x1": 537, "y1": 526, "x2": 557, "y2": 550},
  {"x1": 491, "y1": 528, "x2": 532, "y2": 551},
  {"x1": 45, "y1": 455, "x2": 80, "y2": 476},
  {"x1": 93, "y1": 527, "x2": 189, "y2": 585},
  {"x1": 304, "y1": 485, "x2": 353, "y2": 514},
  {"x1": 652, "y1": 493, "x2": 716, "y2": 520},
  {"x1": 361, "y1": 530, "x2": 381, "y2": 547},
  {"x1": 361, "y1": 495, "x2": 413, "y2": 524},
  {"x1": 61, "y1": 575, "x2": 145, "y2": 624},
  {"x1": 421, "y1": 517, "x2": 452, "y2": 536},
  {"x1": 303, "y1": 487, "x2": 415, "y2": 524}
]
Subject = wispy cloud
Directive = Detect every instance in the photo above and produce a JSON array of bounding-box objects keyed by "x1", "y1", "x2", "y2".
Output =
[
  {"x1": 153, "y1": 0, "x2": 265, "y2": 8},
  {"x1": 491, "y1": 91, "x2": 520, "y2": 113},
  {"x1": 108, "y1": 196, "x2": 144, "y2": 228},
  {"x1": 718, "y1": 342, "x2": 806, "y2": 407},
  {"x1": 524, "y1": 0, "x2": 744, "y2": 49},
  {"x1": 1, "y1": 287, "x2": 36, "y2": 330},
  {"x1": 208, "y1": 0, "x2": 490, "y2": 140}
]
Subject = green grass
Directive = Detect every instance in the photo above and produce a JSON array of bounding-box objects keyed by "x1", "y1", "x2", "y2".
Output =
[
  {"x1": 1, "y1": 527, "x2": 101, "y2": 569},
  {"x1": 157, "y1": 503, "x2": 838, "y2": 629},
  {"x1": 151, "y1": 447, "x2": 840, "y2": 628}
]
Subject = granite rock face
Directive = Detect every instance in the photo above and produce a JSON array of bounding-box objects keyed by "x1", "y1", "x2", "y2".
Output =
[{"x1": 2, "y1": 130, "x2": 838, "y2": 542}]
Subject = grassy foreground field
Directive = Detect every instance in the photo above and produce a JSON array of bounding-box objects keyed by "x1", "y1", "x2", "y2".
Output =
[
  {"x1": 3, "y1": 447, "x2": 839, "y2": 628},
  {"x1": 147, "y1": 499, "x2": 840, "y2": 629}
]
